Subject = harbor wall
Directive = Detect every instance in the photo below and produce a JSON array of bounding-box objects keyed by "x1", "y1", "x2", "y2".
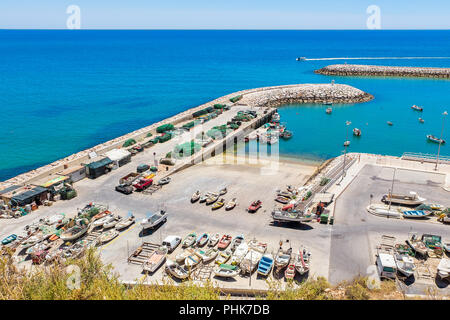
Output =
[
  {"x1": 1, "y1": 83, "x2": 372, "y2": 189},
  {"x1": 315, "y1": 64, "x2": 450, "y2": 79}
]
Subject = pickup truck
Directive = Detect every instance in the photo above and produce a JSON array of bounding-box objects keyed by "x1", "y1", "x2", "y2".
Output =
[
  {"x1": 133, "y1": 178, "x2": 153, "y2": 191},
  {"x1": 119, "y1": 172, "x2": 140, "y2": 185}
]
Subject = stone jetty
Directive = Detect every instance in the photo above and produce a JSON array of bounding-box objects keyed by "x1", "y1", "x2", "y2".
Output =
[
  {"x1": 0, "y1": 83, "x2": 372, "y2": 189},
  {"x1": 315, "y1": 64, "x2": 450, "y2": 79}
]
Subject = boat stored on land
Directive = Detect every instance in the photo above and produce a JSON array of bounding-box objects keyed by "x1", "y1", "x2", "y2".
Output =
[
  {"x1": 274, "y1": 247, "x2": 292, "y2": 272},
  {"x1": 295, "y1": 247, "x2": 311, "y2": 275},
  {"x1": 182, "y1": 233, "x2": 197, "y2": 248},
  {"x1": 176, "y1": 248, "x2": 195, "y2": 264},
  {"x1": 196, "y1": 233, "x2": 209, "y2": 247},
  {"x1": 115, "y1": 214, "x2": 135, "y2": 230},
  {"x1": 185, "y1": 253, "x2": 201, "y2": 268},
  {"x1": 230, "y1": 242, "x2": 249, "y2": 266},
  {"x1": 208, "y1": 233, "x2": 220, "y2": 247},
  {"x1": 225, "y1": 198, "x2": 237, "y2": 211},
  {"x1": 60, "y1": 220, "x2": 89, "y2": 241},
  {"x1": 257, "y1": 254, "x2": 274, "y2": 276},
  {"x1": 382, "y1": 191, "x2": 425, "y2": 206},
  {"x1": 143, "y1": 246, "x2": 168, "y2": 273},
  {"x1": 230, "y1": 235, "x2": 244, "y2": 252},
  {"x1": 437, "y1": 258, "x2": 450, "y2": 281},
  {"x1": 218, "y1": 235, "x2": 232, "y2": 250},
  {"x1": 406, "y1": 239, "x2": 428, "y2": 257},
  {"x1": 141, "y1": 210, "x2": 167, "y2": 230},
  {"x1": 205, "y1": 193, "x2": 219, "y2": 205},
  {"x1": 191, "y1": 191, "x2": 201, "y2": 203},
  {"x1": 394, "y1": 253, "x2": 416, "y2": 278},
  {"x1": 248, "y1": 200, "x2": 262, "y2": 213},
  {"x1": 212, "y1": 198, "x2": 225, "y2": 210},
  {"x1": 165, "y1": 259, "x2": 190, "y2": 280},
  {"x1": 366, "y1": 205, "x2": 401, "y2": 218},
  {"x1": 402, "y1": 210, "x2": 432, "y2": 219},
  {"x1": 196, "y1": 248, "x2": 219, "y2": 263},
  {"x1": 272, "y1": 209, "x2": 314, "y2": 223},
  {"x1": 214, "y1": 263, "x2": 239, "y2": 278},
  {"x1": 215, "y1": 249, "x2": 232, "y2": 265},
  {"x1": 98, "y1": 230, "x2": 119, "y2": 244}
]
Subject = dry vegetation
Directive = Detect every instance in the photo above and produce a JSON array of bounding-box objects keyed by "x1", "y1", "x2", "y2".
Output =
[{"x1": 0, "y1": 249, "x2": 440, "y2": 300}]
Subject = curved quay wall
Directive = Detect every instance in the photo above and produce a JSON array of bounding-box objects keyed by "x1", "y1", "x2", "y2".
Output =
[
  {"x1": 315, "y1": 64, "x2": 450, "y2": 79},
  {"x1": 1, "y1": 83, "x2": 373, "y2": 188}
]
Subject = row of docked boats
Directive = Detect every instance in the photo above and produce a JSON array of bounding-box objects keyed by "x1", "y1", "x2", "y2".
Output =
[
  {"x1": 190, "y1": 188, "x2": 237, "y2": 211},
  {"x1": 245, "y1": 114, "x2": 293, "y2": 144}
]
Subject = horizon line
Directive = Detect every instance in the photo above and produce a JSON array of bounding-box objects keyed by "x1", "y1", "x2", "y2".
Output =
[{"x1": 1, "y1": 28, "x2": 450, "y2": 31}]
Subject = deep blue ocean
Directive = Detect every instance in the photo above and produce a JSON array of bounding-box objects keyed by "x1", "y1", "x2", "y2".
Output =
[{"x1": 1, "y1": 30, "x2": 449, "y2": 181}]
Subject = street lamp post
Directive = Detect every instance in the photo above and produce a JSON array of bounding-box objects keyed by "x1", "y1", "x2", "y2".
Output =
[
  {"x1": 388, "y1": 168, "x2": 396, "y2": 211},
  {"x1": 435, "y1": 111, "x2": 448, "y2": 171},
  {"x1": 338, "y1": 121, "x2": 351, "y2": 185}
]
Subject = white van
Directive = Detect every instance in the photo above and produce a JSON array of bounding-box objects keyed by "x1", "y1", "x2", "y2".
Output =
[
  {"x1": 376, "y1": 253, "x2": 397, "y2": 279},
  {"x1": 162, "y1": 235, "x2": 181, "y2": 253}
]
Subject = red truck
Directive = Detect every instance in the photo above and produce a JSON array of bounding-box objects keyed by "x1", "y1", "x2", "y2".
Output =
[{"x1": 133, "y1": 178, "x2": 153, "y2": 191}]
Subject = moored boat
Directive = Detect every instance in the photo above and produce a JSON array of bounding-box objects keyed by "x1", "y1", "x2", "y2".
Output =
[
  {"x1": 353, "y1": 128, "x2": 361, "y2": 136},
  {"x1": 326, "y1": 107, "x2": 332, "y2": 114},
  {"x1": 419, "y1": 118, "x2": 425, "y2": 123},
  {"x1": 411, "y1": 105, "x2": 423, "y2": 111},
  {"x1": 427, "y1": 134, "x2": 445, "y2": 144},
  {"x1": 387, "y1": 121, "x2": 393, "y2": 126}
]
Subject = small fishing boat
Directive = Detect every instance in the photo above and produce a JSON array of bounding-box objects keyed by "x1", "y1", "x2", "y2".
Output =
[
  {"x1": 285, "y1": 257, "x2": 296, "y2": 280},
  {"x1": 2, "y1": 234, "x2": 17, "y2": 246},
  {"x1": 191, "y1": 191, "x2": 201, "y2": 203},
  {"x1": 248, "y1": 239, "x2": 268, "y2": 254},
  {"x1": 185, "y1": 253, "x2": 201, "y2": 268},
  {"x1": 402, "y1": 210, "x2": 433, "y2": 219},
  {"x1": 215, "y1": 249, "x2": 232, "y2": 265},
  {"x1": 219, "y1": 187, "x2": 228, "y2": 195},
  {"x1": 165, "y1": 259, "x2": 190, "y2": 280},
  {"x1": 326, "y1": 107, "x2": 332, "y2": 114},
  {"x1": 103, "y1": 216, "x2": 122, "y2": 229},
  {"x1": 343, "y1": 140, "x2": 350, "y2": 147},
  {"x1": 257, "y1": 254, "x2": 274, "y2": 276},
  {"x1": 60, "y1": 222, "x2": 89, "y2": 242},
  {"x1": 411, "y1": 105, "x2": 423, "y2": 111},
  {"x1": 382, "y1": 191, "x2": 425, "y2": 206},
  {"x1": 274, "y1": 247, "x2": 292, "y2": 272},
  {"x1": 199, "y1": 192, "x2": 212, "y2": 203},
  {"x1": 196, "y1": 233, "x2": 209, "y2": 247},
  {"x1": 143, "y1": 246, "x2": 168, "y2": 273},
  {"x1": 212, "y1": 198, "x2": 225, "y2": 210},
  {"x1": 296, "y1": 57, "x2": 306, "y2": 61},
  {"x1": 93, "y1": 213, "x2": 114, "y2": 228},
  {"x1": 230, "y1": 242, "x2": 249, "y2": 265},
  {"x1": 387, "y1": 121, "x2": 393, "y2": 126},
  {"x1": 366, "y1": 204, "x2": 401, "y2": 218},
  {"x1": 394, "y1": 253, "x2": 416, "y2": 278},
  {"x1": 157, "y1": 177, "x2": 171, "y2": 185},
  {"x1": 214, "y1": 264, "x2": 240, "y2": 278},
  {"x1": 248, "y1": 200, "x2": 262, "y2": 213},
  {"x1": 196, "y1": 248, "x2": 219, "y2": 263},
  {"x1": 275, "y1": 196, "x2": 291, "y2": 204},
  {"x1": 406, "y1": 239, "x2": 428, "y2": 257},
  {"x1": 98, "y1": 230, "x2": 119, "y2": 244},
  {"x1": 295, "y1": 247, "x2": 311, "y2": 275},
  {"x1": 230, "y1": 235, "x2": 245, "y2": 252},
  {"x1": 240, "y1": 248, "x2": 264, "y2": 274},
  {"x1": 425, "y1": 203, "x2": 444, "y2": 211},
  {"x1": 208, "y1": 233, "x2": 220, "y2": 247},
  {"x1": 218, "y1": 234, "x2": 232, "y2": 250},
  {"x1": 115, "y1": 214, "x2": 135, "y2": 230},
  {"x1": 444, "y1": 243, "x2": 450, "y2": 253},
  {"x1": 176, "y1": 248, "x2": 195, "y2": 264},
  {"x1": 182, "y1": 232, "x2": 197, "y2": 248},
  {"x1": 272, "y1": 112, "x2": 281, "y2": 121},
  {"x1": 353, "y1": 128, "x2": 361, "y2": 136},
  {"x1": 427, "y1": 134, "x2": 445, "y2": 144},
  {"x1": 20, "y1": 236, "x2": 43, "y2": 249},
  {"x1": 140, "y1": 210, "x2": 167, "y2": 230},
  {"x1": 225, "y1": 198, "x2": 237, "y2": 211},
  {"x1": 419, "y1": 118, "x2": 425, "y2": 123},
  {"x1": 206, "y1": 193, "x2": 219, "y2": 205},
  {"x1": 437, "y1": 258, "x2": 450, "y2": 281},
  {"x1": 281, "y1": 130, "x2": 293, "y2": 140}
]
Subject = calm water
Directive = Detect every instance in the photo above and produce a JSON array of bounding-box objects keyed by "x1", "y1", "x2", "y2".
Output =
[{"x1": 1, "y1": 30, "x2": 449, "y2": 180}]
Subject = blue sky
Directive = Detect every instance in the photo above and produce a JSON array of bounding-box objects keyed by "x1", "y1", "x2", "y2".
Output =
[{"x1": 1, "y1": 0, "x2": 449, "y2": 29}]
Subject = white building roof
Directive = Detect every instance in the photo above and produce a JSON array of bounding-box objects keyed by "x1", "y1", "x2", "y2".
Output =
[{"x1": 104, "y1": 149, "x2": 131, "y2": 162}]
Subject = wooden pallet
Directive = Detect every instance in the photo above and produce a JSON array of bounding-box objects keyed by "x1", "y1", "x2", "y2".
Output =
[
  {"x1": 415, "y1": 261, "x2": 433, "y2": 281},
  {"x1": 142, "y1": 185, "x2": 162, "y2": 195},
  {"x1": 192, "y1": 264, "x2": 214, "y2": 281},
  {"x1": 127, "y1": 242, "x2": 160, "y2": 265}
]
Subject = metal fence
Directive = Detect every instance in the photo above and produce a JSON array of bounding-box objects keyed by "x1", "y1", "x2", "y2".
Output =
[{"x1": 401, "y1": 152, "x2": 450, "y2": 164}]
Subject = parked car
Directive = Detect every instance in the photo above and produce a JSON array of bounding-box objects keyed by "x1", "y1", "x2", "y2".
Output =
[
  {"x1": 137, "y1": 164, "x2": 150, "y2": 173},
  {"x1": 162, "y1": 235, "x2": 181, "y2": 253},
  {"x1": 115, "y1": 184, "x2": 133, "y2": 195},
  {"x1": 133, "y1": 178, "x2": 153, "y2": 191}
]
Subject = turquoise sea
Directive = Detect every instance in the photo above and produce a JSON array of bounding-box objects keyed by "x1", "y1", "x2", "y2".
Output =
[{"x1": 0, "y1": 30, "x2": 449, "y2": 181}]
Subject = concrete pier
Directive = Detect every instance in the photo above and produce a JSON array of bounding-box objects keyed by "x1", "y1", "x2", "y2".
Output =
[{"x1": 315, "y1": 64, "x2": 450, "y2": 79}]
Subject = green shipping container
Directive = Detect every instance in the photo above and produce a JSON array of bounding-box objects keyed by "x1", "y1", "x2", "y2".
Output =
[{"x1": 156, "y1": 124, "x2": 175, "y2": 133}]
